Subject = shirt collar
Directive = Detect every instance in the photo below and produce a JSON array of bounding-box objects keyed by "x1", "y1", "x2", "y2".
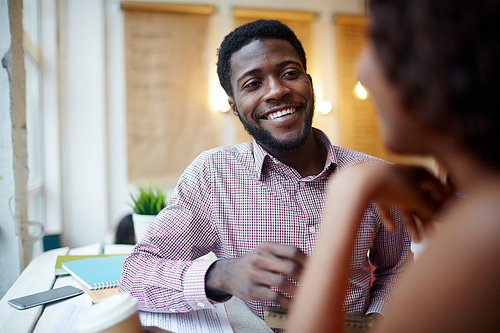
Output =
[{"x1": 252, "y1": 128, "x2": 336, "y2": 180}]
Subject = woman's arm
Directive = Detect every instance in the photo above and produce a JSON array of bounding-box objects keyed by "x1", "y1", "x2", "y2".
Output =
[
  {"x1": 287, "y1": 163, "x2": 449, "y2": 333},
  {"x1": 287, "y1": 165, "x2": 373, "y2": 333}
]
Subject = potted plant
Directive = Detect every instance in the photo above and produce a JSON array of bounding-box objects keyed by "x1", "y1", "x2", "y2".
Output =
[{"x1": 129, "y1": 183, "x2": 167, "y2": 243}]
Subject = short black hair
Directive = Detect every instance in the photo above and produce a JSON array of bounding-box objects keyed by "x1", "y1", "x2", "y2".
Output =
[
  {"x1": 217, "y1": 19, "x2": 307, "y2": 98},
  {"x1": 369, "y1": 0, "x2": 500, "y2": 167}
]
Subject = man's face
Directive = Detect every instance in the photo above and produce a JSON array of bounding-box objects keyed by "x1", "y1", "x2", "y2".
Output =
[{"x1": 228, "y1": 39, "x2": 315, "y2": 152}]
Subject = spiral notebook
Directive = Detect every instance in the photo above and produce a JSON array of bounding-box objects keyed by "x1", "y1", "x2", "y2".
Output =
[{"x1": 62, "y1": 255, "x2": 127, "y2": 290}]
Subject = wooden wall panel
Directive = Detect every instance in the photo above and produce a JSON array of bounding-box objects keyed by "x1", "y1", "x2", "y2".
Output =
[
  {"x1": 335, "y1": 15, "x2": 387, "y2": 158},
  {"x1": 123, "y1": 8, "x2": 217, "y2": 183},
  {"x1": 335, "y1": 14, "x2": 413, "y2": 163}
]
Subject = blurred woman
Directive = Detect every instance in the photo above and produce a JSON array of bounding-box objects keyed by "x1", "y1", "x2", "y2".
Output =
[{"x1": 288, "y1": 0, "x2": 500, "y2": 332}]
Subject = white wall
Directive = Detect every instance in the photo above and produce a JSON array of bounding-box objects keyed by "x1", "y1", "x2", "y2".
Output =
[{"x1": 54, "y1": 0, "x2": 363, "y2": 248}]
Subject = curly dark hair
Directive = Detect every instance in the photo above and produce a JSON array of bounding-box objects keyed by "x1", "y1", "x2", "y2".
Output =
[
  {"x1": 217, "y1": 19, "x2": 307, "y2": 98},
  {"x1": 369, "y1": 0, "x2": 500, "y2": 167}
]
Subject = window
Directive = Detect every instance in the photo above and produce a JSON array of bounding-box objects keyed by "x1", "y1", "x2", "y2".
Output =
[{"x1": 23, "y1": 0, "x2": 46, "y2": 259}]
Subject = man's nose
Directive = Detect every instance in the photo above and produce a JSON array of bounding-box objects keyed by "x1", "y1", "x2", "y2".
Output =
[{"x1": 263, "y1": 77, "x2": 290, "y2": 101}]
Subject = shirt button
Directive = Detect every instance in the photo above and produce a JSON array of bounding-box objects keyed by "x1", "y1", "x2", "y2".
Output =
[
  {"x1": 169, "y1": 308, "x2": 177, "y2": 312},
  {"x1": 197, "y1": 302, "x2": 205, "y2": 308},
  {"x1": 309, "y1": 226, "x2": 316, "y2": 234},
  {"x1": 299, "y1": 182, "x2": 305, "y2": 187}
]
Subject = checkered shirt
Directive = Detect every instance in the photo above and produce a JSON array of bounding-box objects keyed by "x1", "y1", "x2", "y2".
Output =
[{"x1": 119, "y1": 129, "x2": 412, "y2": 332}]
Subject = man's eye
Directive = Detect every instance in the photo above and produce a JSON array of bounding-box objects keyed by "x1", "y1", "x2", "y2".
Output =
[
  {"x1": 282, "y1": 71, "x2": 299, "y2": 78},
  {"x1": 243, "y1": 81, "x2": 260, "y2": 89}
]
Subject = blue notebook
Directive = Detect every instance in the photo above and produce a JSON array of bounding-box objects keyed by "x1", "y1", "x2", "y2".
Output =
[{"x1": 62, "y1": 255, "x2": 127, "y2": 290}]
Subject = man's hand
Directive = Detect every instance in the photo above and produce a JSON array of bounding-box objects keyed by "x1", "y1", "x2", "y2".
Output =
[{"x1": 205, "y1": 242, "x2": 307, "y2": 308}]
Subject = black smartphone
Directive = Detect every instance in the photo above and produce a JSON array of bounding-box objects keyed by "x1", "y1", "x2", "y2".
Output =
[{"x1": 8, "y1": 285, "x2": 83, "y2": 310}]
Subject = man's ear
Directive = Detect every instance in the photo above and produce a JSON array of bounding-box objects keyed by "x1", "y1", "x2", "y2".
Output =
[
  {"x1": 307, "y1": 74, "x2": 313, "y2": 85},
  {"x1": 228, "y1": 97, "x2": 238, "y2": 117}
]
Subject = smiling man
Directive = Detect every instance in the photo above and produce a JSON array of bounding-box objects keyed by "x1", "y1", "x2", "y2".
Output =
[
  {"x1": 119, "y1": 20, "x2": 412, "y2": 331},
  {"x1": 228, "y1": 38, "x2": 314, "y2": 154}
]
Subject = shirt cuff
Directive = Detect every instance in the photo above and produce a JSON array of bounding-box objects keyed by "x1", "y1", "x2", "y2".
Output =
[
  {"x1": 183, "y1": 258, "x2": 219, "y2": 310},
  {"x1": 366, "y1": 296, "x2": 390, "y2": 315}
]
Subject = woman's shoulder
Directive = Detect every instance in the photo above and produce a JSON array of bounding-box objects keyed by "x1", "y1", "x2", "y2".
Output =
[
  {"x1": 375, "y1": 190, "x2": 500, "y2": 333},
  {"x1": 431, "y1": 189, "x2": 500, "y2": 263},
  {"x1": 446, "y1": 188, "x2": 500, "y2": 246}
]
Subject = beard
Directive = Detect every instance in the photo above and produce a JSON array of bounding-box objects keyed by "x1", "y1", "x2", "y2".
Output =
[{"x1": 236, "y1": 102, "x2": 315, "y2": 153}]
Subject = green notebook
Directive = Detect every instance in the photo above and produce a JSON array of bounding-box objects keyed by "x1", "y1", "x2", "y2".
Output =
[
  {"x1": 54, "y1": 254, "x2": 126, "y2": 276},
  {"x1": 62, "y1": 256, "x2": 127, "y2": 290}
]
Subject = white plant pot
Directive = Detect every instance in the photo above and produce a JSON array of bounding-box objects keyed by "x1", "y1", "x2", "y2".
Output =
[{"x1": 132, "y1": 213, "x2": 156, "y2": 243}]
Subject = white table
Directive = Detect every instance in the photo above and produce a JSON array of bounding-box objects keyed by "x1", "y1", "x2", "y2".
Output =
[{"x1": 0, "y1": 244, "x2": 272, "y2": 333}]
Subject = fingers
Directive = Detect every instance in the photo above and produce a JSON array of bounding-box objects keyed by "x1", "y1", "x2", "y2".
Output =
[
  {"x1": 407, "y1": 170, "x2": 452, "y2": 240},
  {"x1": 261, "y1": 242, "x2": 307, "y2": 266},
  {"x1": 430, "y1": 158, "x2": 450, "y2": 185},
  {"x1": 403, "y1": 210, "x2": 421, "y2": 243},
  {"x1": 377, "y1": 203, "x2": 426, "y2": 242},
  {"x1": 245, "y1": 279, "x2": 295, "y2": 308},
  {"x1": 413, "y1": 167, "x2": 454, "y2": 214},
  {"x1": 229, "y1": 243, "x2": 306, "y2": 306},
  {"x1": 373, "y1": 165, "x2": 453, "y2": 241},
  {"x1": 252, "y1": 242, "x2": 306, "y2": 281},
  {"x1": 250, "y1": 243, "x2": 305, "y2": 297},
  {"x1": 377, "y1": 204, "x2": 395, "y2": 231},
  {"x1": 251, "y1": 269, "x2": 299, "y2": 297}
]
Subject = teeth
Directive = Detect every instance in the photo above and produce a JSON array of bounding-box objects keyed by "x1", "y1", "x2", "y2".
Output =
[{"x1": 267, "y1": 108, "x2": 296, "y2": 120}]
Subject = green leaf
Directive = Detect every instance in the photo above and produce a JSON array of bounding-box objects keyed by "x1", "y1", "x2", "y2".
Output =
[{"x1": 129, "y1": 182, "x2": 167, "y2": 215}]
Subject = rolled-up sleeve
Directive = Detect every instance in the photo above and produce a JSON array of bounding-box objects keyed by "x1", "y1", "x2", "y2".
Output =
[{"x1": 119, "y1": 153, "x2": 224, "y2": 313}]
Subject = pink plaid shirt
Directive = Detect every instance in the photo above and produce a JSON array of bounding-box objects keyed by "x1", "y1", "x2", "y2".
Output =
[{"x1": 119, "y1": 129, "x2": 412, "y2": 328}]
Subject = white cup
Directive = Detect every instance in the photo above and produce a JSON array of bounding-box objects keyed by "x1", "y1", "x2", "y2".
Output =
[{"x1": 77, "y1": 293, "x2": 145, "y2": 333}]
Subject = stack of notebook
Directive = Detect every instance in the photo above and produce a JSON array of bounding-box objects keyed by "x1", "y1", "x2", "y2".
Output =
[
  {"x1": 62, "y1": 255, "x2": 127, "y2": 290},
  {"x1": 61, "y1": 255, "x2": 128, "y2": 302}
]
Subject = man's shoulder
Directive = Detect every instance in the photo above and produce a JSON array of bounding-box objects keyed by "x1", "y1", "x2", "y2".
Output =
[
  {"x1": 174, "y1": 142, "x2": 256, "y2": 193},
  {"x1": 196, "y1": 142, "x2": 253, "y2": 159},
  {"x1": 313, "y1": 128, "x2": 383, "y2": 167},
  {"x1": 189, "y1": 142, "x2": 255, "y2": 170},
  {"x1": 332, "y1": 146, "x2": 387, "y2": 170}
]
